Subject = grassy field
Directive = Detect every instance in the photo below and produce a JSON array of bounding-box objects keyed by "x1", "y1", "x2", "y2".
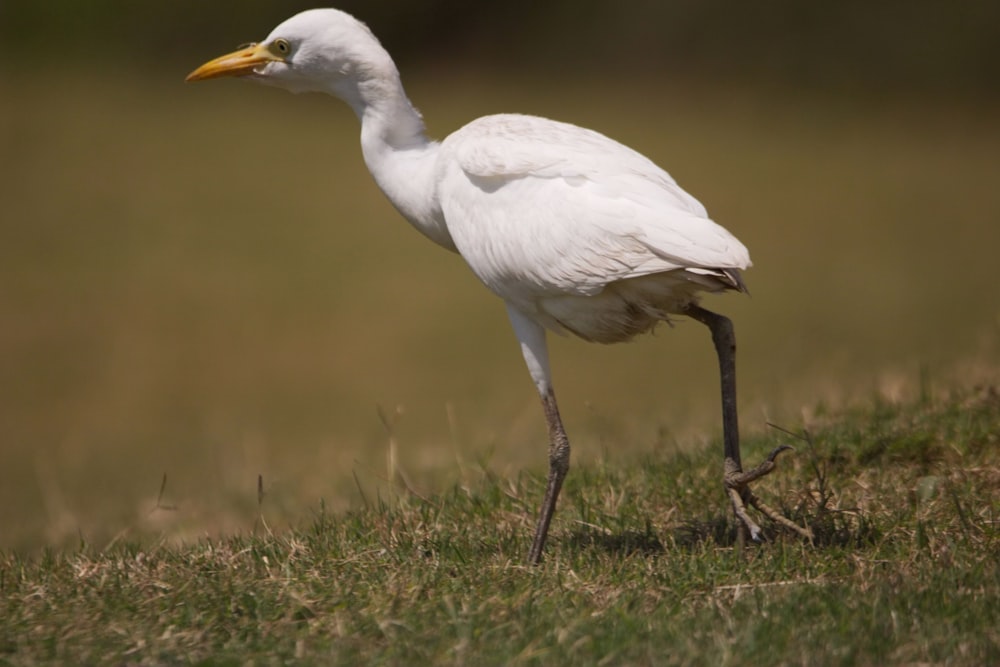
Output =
[
  {"x1": 2, "y1": 69, "x2": 998, "y2": 663},
  {"x1": 2, "y1": 67, "x2": 998, "y2": 554},
  {"x1": 2, "y1": 386, "x2": 998, "y2": 665}
]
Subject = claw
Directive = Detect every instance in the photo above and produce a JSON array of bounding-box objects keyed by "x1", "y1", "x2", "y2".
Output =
[
  {"x1": 728, "y1": 486, "x2": 762, "y2": 541},
  {"x1": 726, "y1": 446, "x2": 813, "y2": 543},
  {"x1": 766, "y1": 444, "x2": 794, "y2": 462}
]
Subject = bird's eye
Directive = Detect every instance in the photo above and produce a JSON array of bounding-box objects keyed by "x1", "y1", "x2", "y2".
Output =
[{"x1": 272, "y1": 38, "x2": 291, "y2": 55}]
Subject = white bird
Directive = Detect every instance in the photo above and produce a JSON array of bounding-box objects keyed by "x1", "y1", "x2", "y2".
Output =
[{"x1": 187, "y1": 8, "x2": 811, "y2": 563}]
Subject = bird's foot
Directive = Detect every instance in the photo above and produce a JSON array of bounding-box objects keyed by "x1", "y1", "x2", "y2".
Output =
[{"x1": 725, "y1": 446, "x2": 814, "y2": 542}]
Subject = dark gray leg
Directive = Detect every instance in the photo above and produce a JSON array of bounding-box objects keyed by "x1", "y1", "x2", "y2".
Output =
[
  {"x1": 684, "y1": 304, "x2": 813, "y2": 542},
  {"x1": 528, "y1": 388, "x2": 571, "y2": 564}
]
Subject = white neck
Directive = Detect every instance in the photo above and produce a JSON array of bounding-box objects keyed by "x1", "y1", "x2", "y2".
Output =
[{"x1": 333, "y1": 72, "x2": 456, "y2": 252}]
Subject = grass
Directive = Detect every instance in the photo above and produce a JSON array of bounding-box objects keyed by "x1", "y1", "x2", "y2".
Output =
[
  {"x1": 2, "y1": 68, "x2": 999, "y2": 551},
  {"x1": 1, "y1": 67, "x2": 999, "y2": 663},
  {"x1": 2, "y1": 386, "x2": 998, "y2": 665}
]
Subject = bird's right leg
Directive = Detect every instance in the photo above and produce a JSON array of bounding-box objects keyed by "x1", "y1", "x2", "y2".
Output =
[
  {"x1": 505, "y1": 305, "x2": 570, "y2": 565},
  {"x1": 530, "y1": 387, "x2": 571, "y2": 564},
  {"x1": 683, "y1": 304, "x2": 813, "y2": 543}
]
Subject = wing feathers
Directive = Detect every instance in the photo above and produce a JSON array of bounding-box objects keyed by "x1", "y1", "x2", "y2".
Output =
[{"x1": 437, "y1": 113, "x2": 751, "y2": 312}]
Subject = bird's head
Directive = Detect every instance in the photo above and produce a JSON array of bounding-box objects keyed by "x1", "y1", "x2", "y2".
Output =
[{"x1": 186, "y1": 8, "x2": 395, "y2": 100}]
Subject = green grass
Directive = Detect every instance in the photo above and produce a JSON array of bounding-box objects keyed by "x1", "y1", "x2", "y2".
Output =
[
  {"x1": 2, "y1": 387, "x2": 998, "y2": 665},
  {"x1": 2, "y1": 69, "x2": 999, "y2": 551},
  {"x1": 1, "y1": 68, "x2": 999, "y2": 663}
]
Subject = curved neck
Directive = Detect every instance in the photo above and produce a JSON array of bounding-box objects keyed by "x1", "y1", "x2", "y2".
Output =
[{"x1": 334, "y1": 74, "x2": 456, "y2": 251}]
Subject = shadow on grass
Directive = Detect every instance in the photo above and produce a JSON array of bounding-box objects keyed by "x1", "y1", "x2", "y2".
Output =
[
  {"x1": 566, "y1": 528, "x2": 666, "y2": 556},
  {"x1": 566, "y1": 510, "x2": 880, "y2": 558},
  {"x1": 689, "y1": 516, "x2": 880, "y2": 551},
  {"x1": 565, "y1": 518, "x2": 738, "y2": 556}
]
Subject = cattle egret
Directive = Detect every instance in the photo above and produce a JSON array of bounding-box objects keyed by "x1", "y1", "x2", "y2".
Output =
[{"x1": 187, "y1": 8, "x2": 812, "y2": 564}]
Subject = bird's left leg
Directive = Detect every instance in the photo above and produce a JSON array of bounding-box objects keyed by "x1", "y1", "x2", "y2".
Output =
[
  {"x1": 683, "y1": 304, "x2": 813, "y2": 542},
  {"x1": 506, "y1": 305, "x2": 570, "y2": 565}
]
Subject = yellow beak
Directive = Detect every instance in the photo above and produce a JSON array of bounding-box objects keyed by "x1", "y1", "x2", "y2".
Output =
[{"x1": 186, "y1": 43, "x2": 282, "y2": 82}]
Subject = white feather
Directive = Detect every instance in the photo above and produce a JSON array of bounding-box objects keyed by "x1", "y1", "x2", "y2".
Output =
[
  {"x1": 204, "y1": 7, "x2": 751, "y2": 356},
  {"x1": 435, "y1": 114, "x2": 749, "y2": 341},
  {"x1": 189, "y1": 8, "x2": 783, "y2": 563}
]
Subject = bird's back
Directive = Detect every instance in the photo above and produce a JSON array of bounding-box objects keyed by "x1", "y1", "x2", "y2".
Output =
[{"x1": 434, "y1": 114, "x2": 750, "y2": 342}]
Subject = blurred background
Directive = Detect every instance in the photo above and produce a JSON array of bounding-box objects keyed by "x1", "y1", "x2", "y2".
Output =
[{"x1": 1, "y1": 0, "x2": 998, "y2": 551}]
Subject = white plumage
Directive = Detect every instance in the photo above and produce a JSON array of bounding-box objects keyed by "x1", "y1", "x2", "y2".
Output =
[
  {"x1": 188, "y1": 8, "x2": 809, "y2": 563},
  {"x1": 438, "y1": 113, "x2": 750, "y2": 343}
]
